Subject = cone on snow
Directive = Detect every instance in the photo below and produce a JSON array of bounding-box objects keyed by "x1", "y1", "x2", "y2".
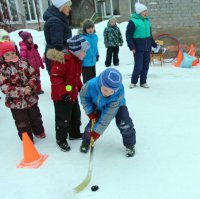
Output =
[
  {"x1": 174, "y1": 49, "x2": 183, "y2": 67},
  {"x1": 188, "y1": 44, "x2": 195, "y2": 56},
  {"x1": 188, "y1": 44, "x2": 199, "y2": 66},
  {"x1": 17, "y1": 132, "x2": 48, "y2": 168}
]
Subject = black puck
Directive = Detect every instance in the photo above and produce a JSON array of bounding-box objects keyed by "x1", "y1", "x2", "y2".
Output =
[{"x1": 91, "y1": 185, "x2": 99, "y2": 191}]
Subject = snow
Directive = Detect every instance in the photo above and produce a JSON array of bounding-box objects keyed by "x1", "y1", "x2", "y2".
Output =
[{"x1": 1, "y1": 20, "x2": 200, "y2": 199}]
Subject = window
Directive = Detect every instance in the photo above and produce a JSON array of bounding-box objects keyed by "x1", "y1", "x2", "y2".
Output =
[
  {"x1": 0, "y1": 0, "x2": 19, "y2": 23},
  {"x1": 112, "y1": 0, "x2": 120, "y2": 15},
  {"x1": 8, "y1": 0, "x2": 19, "y2": 21},
  {"x1": 23, "y1": 0, "x2": 43, "y2": 22},
  {"x1": 130, "y1": 0, "x2": 136, "y2": 14},
  {"x1": 105, "y1": 0, "x2": 111, "y2": 15},
  {"x1": 98, "y1": 0, "x2": 120, "y2": 18}
]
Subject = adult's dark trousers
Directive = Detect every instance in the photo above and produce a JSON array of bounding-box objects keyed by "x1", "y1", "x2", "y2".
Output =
[
  {"x1": 53, "y1": 100, "x2": 81, "y2": 142},
  {"x1": 11, "y1": 103, "x2": 44, "y2": 141},
  {"x1": 105, "y1": 46, "x2": 119, "y2": 66},
  {"x1": 82, "y1": 105, "x2": 136, "y2": 147},
  {"x1": 82, "y1": 66, "x2": 96, "y2": 84},
  {"x1": 131, "y1": 51, "x2": 151, "y2": 84}
]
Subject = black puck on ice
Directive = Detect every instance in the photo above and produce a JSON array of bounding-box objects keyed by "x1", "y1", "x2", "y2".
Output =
[{"x1": 91, "y1": 185, "x2": 99, "y2": 191}]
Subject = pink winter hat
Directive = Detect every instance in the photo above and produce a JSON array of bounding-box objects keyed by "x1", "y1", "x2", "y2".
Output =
[
  {"x1": 0, "y1": 41, "x2": 16, "y2": 57},
  {"x1": 18, "y1": 31, "x2": 32, "y2": 41}
]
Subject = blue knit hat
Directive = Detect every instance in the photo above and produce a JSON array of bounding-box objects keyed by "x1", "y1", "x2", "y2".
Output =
[
  {"x1": 98, "y1": 68, "x2": 122, "y2": 92},
  {"x1": 67, "y1": 35, "x2": 89, "y2": 57}
]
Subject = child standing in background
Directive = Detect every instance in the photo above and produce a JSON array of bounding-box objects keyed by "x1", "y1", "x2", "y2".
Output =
[
  {"x1": 0, "y1": 41, "x2": 46, "y2": 142},
  {"x1": 80, "y1": 19, "x2": 99, "y2": 83},
  {"x1": 18, "y1": 31, "x2": 44, "y2": 95},
  {"x1": 0, "y1": 29, "x2": 20, "y2": 57},
  {"x1": 103, "y1": 17, "x2": 123, "y2": 67}
]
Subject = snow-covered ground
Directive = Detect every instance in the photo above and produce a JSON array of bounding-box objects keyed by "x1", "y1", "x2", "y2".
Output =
[{"x1": 1, "y1": 21, "x2": 200, "y2": 199}]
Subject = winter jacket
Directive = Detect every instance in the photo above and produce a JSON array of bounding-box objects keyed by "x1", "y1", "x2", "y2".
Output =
[
  {"x1": 47, "y1": 49, "x2": 83, "y2": 102},
  {"x1": 19, "y1": 41, "x2": 44, "y2": 70},
  {"x1": 103, "y1": 20, "x2": 123, "y2": 47},
  {"x1": 43, "y1": 6, "x2": 72, "y2": 51},
  {"x1": 80, "y1": 77, "x2": 125, "y2": 135},
  {"x1": 43, "y1": 6, "x2": 72, "y2": 72},
  {"x1": 0, "y1": 60, "x2": 38, "y2": 109},
  {"x1": 126, "y1": 13, "x2": 157, "y2": 52},
  {"x1": 82, "y1": 33, "x2": 99, "y2": 67}
]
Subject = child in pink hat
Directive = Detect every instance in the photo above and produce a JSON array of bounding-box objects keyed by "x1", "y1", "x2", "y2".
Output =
[
  {"x1": 0, "y1": 41, "x2": 46, "y2": 142},
  {"x1": 19, "y1": 31, "x2": 44, "y2": 94}
]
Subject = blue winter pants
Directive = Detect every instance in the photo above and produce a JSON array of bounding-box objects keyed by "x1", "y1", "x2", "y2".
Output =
[
  {"x1": 131, "y1": 51, "x2": 151, "y2": 84},
  {"x1": 82, "y1": 105, "x2": 136, "y2": 147}
]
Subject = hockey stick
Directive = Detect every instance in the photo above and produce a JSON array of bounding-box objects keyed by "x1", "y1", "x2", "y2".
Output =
[{"x1": 73, "y1": 119, "x2": 96, "y2": 193}]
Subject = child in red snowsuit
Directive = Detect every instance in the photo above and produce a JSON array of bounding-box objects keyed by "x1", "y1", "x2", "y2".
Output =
[{"x1": 47, "y1": 35, "x2": 89, "y2": 152}]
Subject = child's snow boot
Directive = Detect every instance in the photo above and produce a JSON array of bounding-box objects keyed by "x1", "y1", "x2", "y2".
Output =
[
  {"x1": 126, "y1": 145, "x2": 135, "y2": 157},
  {"x1": 80, "y1": 142, "x2": 90, "y2": 153},
  {"x1": 56, "y1": 140, "x2": 71, "y2": 152}
]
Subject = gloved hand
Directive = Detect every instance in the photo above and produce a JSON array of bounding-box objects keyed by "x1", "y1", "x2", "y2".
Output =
[
  {"x1": 132, "y1": 49, "x2": 136, "y2": 54},
  {"x1": 40, "y1": 64, "x2": 45, "y2": 69},
  {"x1": 96, "y1": 55, "x2": 99, "y2": 62},
  {"x1": 88, "y1": 112, "x2": 99, "y2": 121},
  {"x1": 34, "y1": 44, "x2": 38, "y2": 49},
  {"x1": 62, "y1": 93, "x2": 71, "y2": 102},
  {"x1": 24, "y1": 86, "x2": 32, "y2": 95},
  {"x1": 88, "y1": 131, "x2": 100, "y2": 142}
]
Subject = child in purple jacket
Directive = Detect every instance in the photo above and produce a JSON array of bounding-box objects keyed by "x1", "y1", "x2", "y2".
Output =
[{"x1": 19, "y1": 31, "x2": 44, "y2": 94}]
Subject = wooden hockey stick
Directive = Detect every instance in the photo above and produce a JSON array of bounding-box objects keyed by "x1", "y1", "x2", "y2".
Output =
[{"x1": 73, "y1": 119, "x2": 96, "y2": 193}]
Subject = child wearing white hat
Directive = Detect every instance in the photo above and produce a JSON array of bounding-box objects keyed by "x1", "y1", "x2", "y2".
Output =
[{"x1": 0, "y1": 29, "x2": 20, "y2": 57}]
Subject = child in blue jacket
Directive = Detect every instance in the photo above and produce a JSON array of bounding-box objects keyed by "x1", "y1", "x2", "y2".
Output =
[
  {"x1": 80, "y1": 19, "x2": 99, "y2": 83},
  {"x1": 79, "y1": 68, "x2": 136, "y2": 157}
]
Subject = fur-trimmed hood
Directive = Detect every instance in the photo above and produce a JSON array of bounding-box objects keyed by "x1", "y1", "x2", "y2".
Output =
[{"x1": 46, "y1": 48, "x2": 66, "y2": 64}]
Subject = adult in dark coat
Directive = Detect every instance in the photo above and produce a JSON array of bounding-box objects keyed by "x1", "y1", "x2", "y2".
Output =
[{"x1": 43, "y1": 0, "x2": 72, "y2": 74}]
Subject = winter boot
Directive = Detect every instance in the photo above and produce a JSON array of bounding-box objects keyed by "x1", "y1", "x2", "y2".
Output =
[
  {"x1": 35, "y1": 132, "x2": 46, "y2": 139},
  {"x1": 126, "y1": 145, "x2": 135, "y2": 157},
  {"x1": 129, "y1": 83, "x2": 136, "y2": 89},
  {"x1": 56, "y1": 140, "x2": 71, "y2": 152},
  {"x1": 140, "y1": 83, "x2": 149, "y2": 88},
  {"x1": 80, "y1": 142, "x2": 90, "y2": 153}
]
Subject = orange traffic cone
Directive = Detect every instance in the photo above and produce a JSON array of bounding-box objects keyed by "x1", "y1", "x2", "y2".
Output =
[
  {"x1": 175, "y1": 49, "x2": 183, "y2": 67},
  {"x1": 17, "y1": 132, "x2": 48, "y2": 168},
  {"x1": 188, "y1": 44, "x2": 199, "y2": 66},
  {"x1": 188, "y1": 44, "x2": 195, "y2": 56}
]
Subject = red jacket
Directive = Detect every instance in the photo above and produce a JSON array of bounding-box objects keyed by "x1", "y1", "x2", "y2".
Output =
[
  {"x1": 19, "y1": 41, "x2": 44, "y2": 69},
  {"x1": 47, "y1": 49, "x2": 83, "y2": 101}
]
